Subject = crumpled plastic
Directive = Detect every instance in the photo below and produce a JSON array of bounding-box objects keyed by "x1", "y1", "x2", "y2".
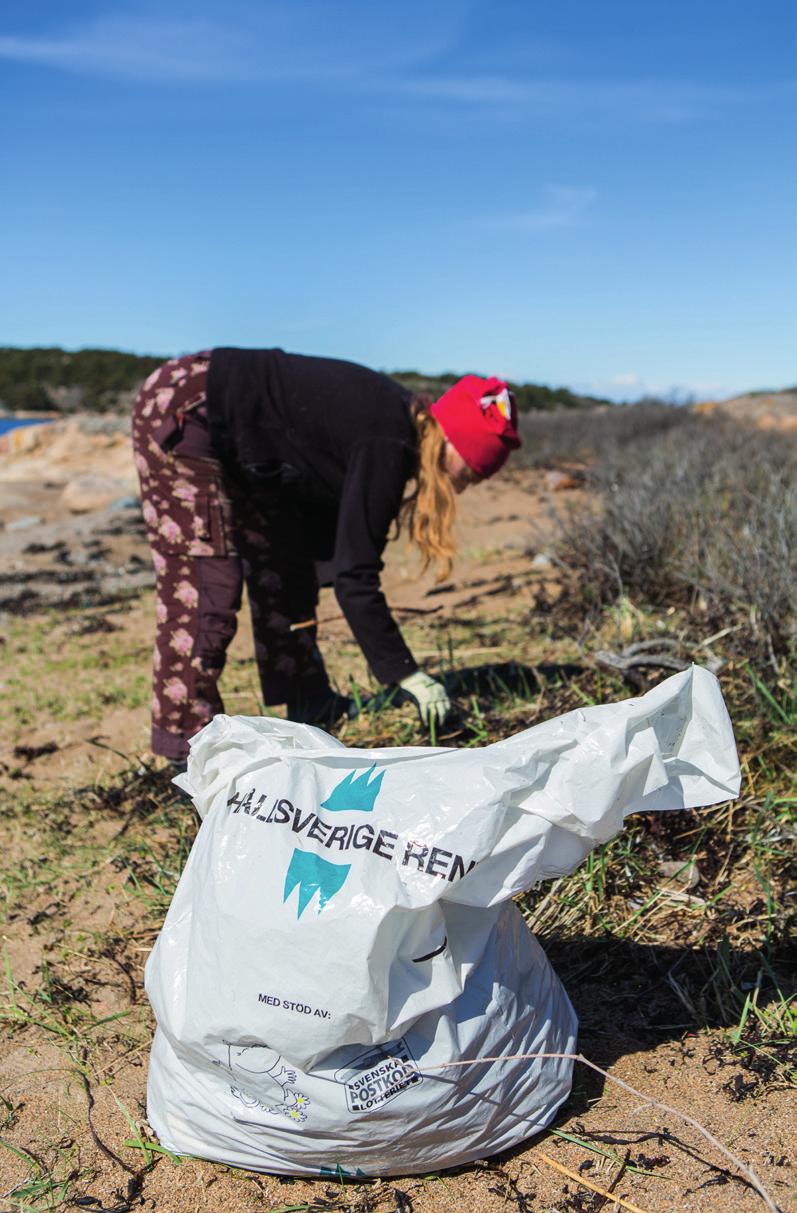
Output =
[{"x1": 146, "y1": 665, "x2": 740, "y2": 1176}]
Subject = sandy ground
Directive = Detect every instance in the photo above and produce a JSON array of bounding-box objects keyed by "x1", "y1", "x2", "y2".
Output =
[
  {"x1": 0, "y1": 425, "x2": 562, "y2": 790},
  {"x1": 0, "y1": 420, "x2": 794, "y2": 1213}
]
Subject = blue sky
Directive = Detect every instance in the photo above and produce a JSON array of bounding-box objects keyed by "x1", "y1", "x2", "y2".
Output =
[{"x1": 1, "y1": 1, "x2": 794, "y2": 400}]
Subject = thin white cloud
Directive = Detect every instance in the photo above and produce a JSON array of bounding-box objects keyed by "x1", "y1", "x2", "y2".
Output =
[
  {"x1": 593, "y1": 376, "x2": 735, "y2": 403},
  {"x1": 0, "y1": 5, "x2": 456, "y2": 84},
  {"x1": 0, "y1": 7, "x2": 787, "y2": 130},
  {"x1": 0, "y1": 16, "x2": 259, "y2": 82},
  {"x1": 482, "y1": 185, "x2": 596, "y2": 232},
  {"x1": 399, "y1": 75, "x2": 756, "y2": 123}
]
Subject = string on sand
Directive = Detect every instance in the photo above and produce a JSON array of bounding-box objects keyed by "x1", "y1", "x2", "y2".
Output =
[{"x1": 422, "y1": 1050, "x2": 778, "y2": 1212}]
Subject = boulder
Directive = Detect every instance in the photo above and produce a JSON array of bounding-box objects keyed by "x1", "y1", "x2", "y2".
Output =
[{"x1": 60, "y1": 474, "x2": 132, "y2": 514}]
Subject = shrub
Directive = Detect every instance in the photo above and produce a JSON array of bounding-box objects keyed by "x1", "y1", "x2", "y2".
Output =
[
  {"x1": 516, "y1": 401, "x2": 692, "y2": 467},
  {"x1": 552, "y1": 412, "x2": 796, "y2": 658}
]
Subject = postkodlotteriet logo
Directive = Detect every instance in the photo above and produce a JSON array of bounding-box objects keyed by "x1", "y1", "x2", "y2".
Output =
[{"x1": 283, "y1": 766, "x2": 385, "y2": 919}]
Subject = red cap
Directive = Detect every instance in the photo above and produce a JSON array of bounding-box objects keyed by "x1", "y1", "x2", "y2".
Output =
[{"x1": 430, "y1": 375, "x2": 522, "y2": 477}]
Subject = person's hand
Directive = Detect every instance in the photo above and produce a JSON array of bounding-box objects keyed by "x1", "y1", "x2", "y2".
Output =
[{"x1": 398, "y1": 671, "x2": 451, "y2": 729}]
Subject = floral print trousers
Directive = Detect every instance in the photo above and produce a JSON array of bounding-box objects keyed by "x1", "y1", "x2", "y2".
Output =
[{"x1": 132, "y1": 353, "x2": 330, "y2": 760}]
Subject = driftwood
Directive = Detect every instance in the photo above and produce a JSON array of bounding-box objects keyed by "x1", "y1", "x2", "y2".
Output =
[{"x1": 595, "y1": 638, "x2": 689, "y2": 677}]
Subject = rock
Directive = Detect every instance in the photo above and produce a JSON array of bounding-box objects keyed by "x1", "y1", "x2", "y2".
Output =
[
  {"x1": 60, "y1": 475, "x2": 131, "y2": 514},
  {"x1": 0, "y1": 423, "x2": 52, "y2": 456},
  {"x1": 531, "y1": 552, "x2": 553, "y2": 569},
  {"x1": 6, "y1": 514, "x2": 43, "y2": 531},
  {"x1": 545, "y1": 469, "x2": 579, "y2": 492},
  {"x1": 658, "y1": 859, "x2": 701, "y2": 890},
  {"x1": 109, "y1": 496, "x2": 141, "y2": 512}
]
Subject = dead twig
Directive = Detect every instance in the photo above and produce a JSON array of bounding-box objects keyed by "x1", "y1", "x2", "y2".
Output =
[
  {"x1": 534, "y1": 1151, "x2": 649, "y2": 1212},
  {"x1": 290, "y1": 604, "x2": 443, "y2": 631},
  {"x1": 76, "y1": 1051, "x2": 137, "y2": 1176},
  {"x1": 423, "y1": 1051, "x2": 778, "y2": 1212}
]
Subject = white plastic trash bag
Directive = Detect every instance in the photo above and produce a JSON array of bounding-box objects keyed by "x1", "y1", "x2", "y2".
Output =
[{"x1": 145, "y1": 665, "x2": 740, "y2": 1176}]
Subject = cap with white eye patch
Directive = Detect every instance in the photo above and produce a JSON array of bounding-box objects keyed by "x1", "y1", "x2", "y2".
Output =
[{"x1": 480, "y1": 387, "x2": 514, "y2": 420}]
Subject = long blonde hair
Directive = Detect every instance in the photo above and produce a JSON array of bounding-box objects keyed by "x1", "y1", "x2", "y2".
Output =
[{"x1": 397, "y1": 397, "x2": 457, "y2": 581}]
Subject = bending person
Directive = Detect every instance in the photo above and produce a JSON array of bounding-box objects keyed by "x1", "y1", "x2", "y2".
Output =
[{"x1": 132, "y1": 348, "x2": 521, "y2": 762}]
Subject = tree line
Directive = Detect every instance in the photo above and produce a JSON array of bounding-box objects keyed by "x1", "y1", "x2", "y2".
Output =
[{"x1": 0, "y1": 347, "x2": 606, "y2": 414}]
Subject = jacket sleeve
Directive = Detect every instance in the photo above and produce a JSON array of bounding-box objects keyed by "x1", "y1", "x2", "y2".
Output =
[{"x1": 332, "y1": 439, "x2": 419, "y2": 685}]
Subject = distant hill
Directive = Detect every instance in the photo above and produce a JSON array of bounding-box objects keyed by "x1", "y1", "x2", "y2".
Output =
[
  {"x1": 696, "y1": 389, "x2": 797, "y2": 432},
  {"x1": 0, "y1": 346, "x2": 165, "y2": 413},
  {"x1": 0, "y1": 346, "x2": 610, "y2": 415},
  {"x1": 390, "y1": 370, "x2": 608, "y2": 412}
]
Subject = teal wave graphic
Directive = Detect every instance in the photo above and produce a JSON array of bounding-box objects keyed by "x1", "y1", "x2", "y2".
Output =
[
  {"x1": 283, "y1": 848, "x2": 351, "y2": 919},
  {"x1": 321, "y1": 765, "x2": 384, "y2": 814}
]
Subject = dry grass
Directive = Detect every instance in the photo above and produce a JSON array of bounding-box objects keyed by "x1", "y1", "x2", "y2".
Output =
[
  {"x1": 521, "y1": 407, "x2": 797, "y2": 663},
  {"x1": 1, "y1": 596, "x2": 794, "y2": 1212},
  {"x1": 1, "y1": 429, "x2": 795, "y2": 1210},
  {"x1": 517, "y1": 401, "x2": 690, "y2": 468}
]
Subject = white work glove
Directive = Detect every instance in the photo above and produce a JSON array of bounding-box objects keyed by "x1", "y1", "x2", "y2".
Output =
[{"x1": 398, "y1": 671, "x2": 452, "y2": 728}]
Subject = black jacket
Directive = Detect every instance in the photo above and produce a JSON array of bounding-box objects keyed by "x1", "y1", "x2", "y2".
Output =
[{"x1": 206, "y1": 347, "x2": 419, "y2": 684}]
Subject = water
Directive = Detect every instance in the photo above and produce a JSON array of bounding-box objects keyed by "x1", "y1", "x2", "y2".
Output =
[{"x1": 0, "y1": 417, "x2": 54, "y2": 437}]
